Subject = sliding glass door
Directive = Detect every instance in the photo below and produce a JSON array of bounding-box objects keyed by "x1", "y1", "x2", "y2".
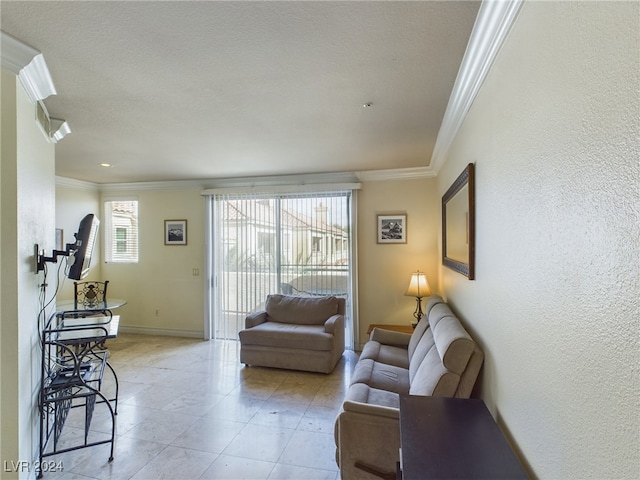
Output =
[{"x1": 208, "y1": 190, "x2": 356, "y2": 348}]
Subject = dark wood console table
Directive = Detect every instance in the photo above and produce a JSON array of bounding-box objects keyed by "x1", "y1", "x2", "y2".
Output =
[{"x1": 399, "y1": 395, "x2": 528, "y2": 479}]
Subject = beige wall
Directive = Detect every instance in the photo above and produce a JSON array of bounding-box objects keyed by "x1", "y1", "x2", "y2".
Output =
[
  {"x1": 356, "y1": 178, "x2": 439, "y2": 347},
  {"x1": 99, "y1": 187, "x2": 205, "y2": 336},
  {"x1": 1, "y1": 71, "x2": 57, "y2": 477},
  {"x1": 45, "y1": 3, "x2": 639, "y2": 477},
  {"x1": 54, "y1": 181, "x2": 102, "y2": 299},
  {"x1": 55, "y1": 180, "x2": 438, "y2": 342},
  {"x1": 437, "y1": 2, "x2": 639, "y2": 478}
]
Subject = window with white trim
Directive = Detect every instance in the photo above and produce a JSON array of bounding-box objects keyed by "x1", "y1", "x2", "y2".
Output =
[{"x1": 104, "y1": 199, "x2": 139, "y2": 263}]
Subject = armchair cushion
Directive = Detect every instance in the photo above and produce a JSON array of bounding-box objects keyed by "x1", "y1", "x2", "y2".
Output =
[
  {"x1": 265, "y1": 294, "x2": 339, "y2": 325},
  {"x1": 244, "y1": 310, "x2": 268, "y2": 328},
  {"x1": 239, "y1": 322, "x2": 335, "y2": 351},
  {"x1": 324, "y1": 314, "x2": 342, "y2": 334}
]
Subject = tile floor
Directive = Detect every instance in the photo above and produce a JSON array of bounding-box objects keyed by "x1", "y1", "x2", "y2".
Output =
[{"x1": 42, "y1": 334, "x2": 359, "y2": 480}]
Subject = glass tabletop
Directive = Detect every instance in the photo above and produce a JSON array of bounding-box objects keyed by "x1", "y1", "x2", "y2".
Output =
[
  {"x1": 52, "y1": 315, "x2": 121, "y2": 342},
  {"x1": 55, "y1": 298, "x2": 127, "y2": 314}
]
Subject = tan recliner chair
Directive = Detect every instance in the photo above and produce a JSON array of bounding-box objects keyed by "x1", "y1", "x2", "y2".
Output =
[{"x1": 239, "y1": 294, "x2": 345, "y2": 374}]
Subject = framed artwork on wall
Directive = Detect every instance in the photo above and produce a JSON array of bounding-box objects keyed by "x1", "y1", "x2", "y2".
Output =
[
  {"x1": 377, "y1": 214, "x2": 407, "y2": 244},
  {"x1": 164, "y1": 220, "x2": 187, "y2": 245}
]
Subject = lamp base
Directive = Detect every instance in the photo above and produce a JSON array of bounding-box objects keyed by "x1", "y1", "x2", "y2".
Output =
[{"x1": 412, "y1": 297, "x2": 424, "y2": 323}]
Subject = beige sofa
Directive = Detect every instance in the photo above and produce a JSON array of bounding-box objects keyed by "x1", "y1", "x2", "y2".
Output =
[
  {"x1": 239, "y1": 294, "x2": 345, "y2": 374},
  {"x1": 334, "y1": 295, "x2": 483, "y2": 479}
]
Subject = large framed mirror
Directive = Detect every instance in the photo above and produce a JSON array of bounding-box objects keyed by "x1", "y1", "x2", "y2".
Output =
[{"x1": 442, "y1": 163, "x2": 475, "y2": 279}]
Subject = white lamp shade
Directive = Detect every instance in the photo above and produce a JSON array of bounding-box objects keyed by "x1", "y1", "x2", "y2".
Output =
[{"x1": 405, "y1": 271, "x2": 431, "y2": 298}]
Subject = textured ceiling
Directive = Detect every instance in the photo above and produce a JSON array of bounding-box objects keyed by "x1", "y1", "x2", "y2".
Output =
[{"x1": 1, "y1": 1, "x2": 480, "y2": 184}]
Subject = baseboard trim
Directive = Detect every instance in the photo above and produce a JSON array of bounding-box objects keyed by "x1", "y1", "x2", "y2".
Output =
[{"x1": 118, "y1": 325, "x2": 204, "y2": 339}]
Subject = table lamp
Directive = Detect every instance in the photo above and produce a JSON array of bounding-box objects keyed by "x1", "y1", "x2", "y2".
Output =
[{"x1": 405, "y1": 271, "x2": 431, "y2": 323}]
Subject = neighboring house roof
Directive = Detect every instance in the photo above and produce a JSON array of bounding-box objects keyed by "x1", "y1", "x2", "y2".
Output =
[{"x1": 220, "y1": 199, "x2": 347, "y2": 237}]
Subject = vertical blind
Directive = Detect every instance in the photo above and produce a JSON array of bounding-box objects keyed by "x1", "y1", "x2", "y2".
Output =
[{"x1": 210, "y1": 190, "x2": 355, "y2": 348}]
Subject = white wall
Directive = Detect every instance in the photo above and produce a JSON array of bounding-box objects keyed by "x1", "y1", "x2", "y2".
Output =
[
  {"x1": 437, "y1": 2, "x2": 639, "y2": 478},
  {"x1": 1, "y1": 71, "x2": 57, "y2": 478}
]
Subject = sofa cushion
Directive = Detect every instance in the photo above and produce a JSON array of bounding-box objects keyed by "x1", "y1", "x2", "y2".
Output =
[
  {"x1": 430, "y1": 312, "x2": 475, "y2": 374},
  {"x1": 456, "y1": 347, "x2": 484, "y2": 397},
  {"x1": 405, "y1": 295, "x2": 443, "y2": 360},
  {"x1": 423, "y1": 294, "x2": 445, "y2": 320},
  {"x1": 407, "y1": 316, "x2": 430, "y2": 361},
  {"x1": 408, "y1": 327, "x2": 436, "y2": 382},
  {"x1": 359, "y1": 341, "x2": 410, "y2": 369},
  {"x1": 351, "y1": 358, "x2": 411, "y2": 394},
  {"x1": 428, "y1": 303, "x2": 454, "y2": 329},
  {"x1": 344, "y1": 382, "x2": 400, "y2": 409},
  {"x1": 265, "y1": 294, "x2": 339, "y2": 325},
  {"x1": 238, "y1": 321, "x2": 334, "y2": 351},
  {"x1": 409, "y1": 347, "x2": 461, "y2": 397}
]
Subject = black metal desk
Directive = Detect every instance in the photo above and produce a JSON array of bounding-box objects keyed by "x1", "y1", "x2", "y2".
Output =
[
  {"x1": 399, "y1": 395, "x2": 528, "y2": 479},
  {"x1": 37, "y1": 299, "x2": 125, "y2": 478}
]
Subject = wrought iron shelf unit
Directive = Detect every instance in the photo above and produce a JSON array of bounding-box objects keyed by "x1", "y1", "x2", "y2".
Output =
[{"x1": 37, "y1": 300, "x2": 124, "y2": 478}]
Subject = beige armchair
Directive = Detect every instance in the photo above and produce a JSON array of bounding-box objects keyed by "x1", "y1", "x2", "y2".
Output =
[{"x1": 239, "y1": 294, "x2": 345, "y2": 373}]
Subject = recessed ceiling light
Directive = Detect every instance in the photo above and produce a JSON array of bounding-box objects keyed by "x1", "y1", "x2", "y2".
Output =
[
  {"x1": 363, "y1": 102, "x2": 373, "y2": 108},
  {"x1": 99, "y1": 163, "x2": 113, "y2": 168}
]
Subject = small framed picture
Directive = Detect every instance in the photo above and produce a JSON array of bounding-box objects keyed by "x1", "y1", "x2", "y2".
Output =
[
  {"x1": 377, "y1": 214, "x2": 407, "y2": 244},
  {"x1": 164, "y1": 220, "x2": 187, "y2": 245}
]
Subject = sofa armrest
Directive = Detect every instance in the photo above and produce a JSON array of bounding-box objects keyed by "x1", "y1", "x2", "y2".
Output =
[
  {"x1": 245, "y1": 311, "x2": 268, "y2": 328},
  {"x1": 342, "y1": 400, "x2": 399, "y2": 419},
  {"x1": 324, "y1": 314, "x2": 344, "y2": 334},
  {"x1": 336, "y1": 405, "x2": 401, "y2": 480},
  {"x1": 370, "y1": 328, "x2": 412, "y2": 347}
]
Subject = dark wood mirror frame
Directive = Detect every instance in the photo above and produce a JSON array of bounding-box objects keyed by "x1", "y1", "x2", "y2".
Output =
[{"x1": 442, "y1": 163, "x2": 475, "y2": 279}]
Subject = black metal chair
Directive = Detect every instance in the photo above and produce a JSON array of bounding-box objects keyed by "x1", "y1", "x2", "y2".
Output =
[{"x1": 73, "y1": 280, "x2": 109, "y2": 309}]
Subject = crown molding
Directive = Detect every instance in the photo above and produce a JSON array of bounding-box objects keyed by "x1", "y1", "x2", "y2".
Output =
[
  {"x1": 356, "y1": 166, "x2": 436, "y2": 182},
  {"x1": 18, "y1": 53, "x2": 56, "y2": 102},
  {"x1": 430, "y1": 0, "x2": 524, "y2": 173},
  {"x1": 1, "y1": 31, "x2": 56, "y2": 102},
  {"x1": 202, "y1": 171, "x2": 361, "y2": 189},
  {"x1": 1, "y1": 31, "x2": 39, "y2": 74},
  {"x1": 100, "y1": 179, "x2": 207, "y2": 192},
  {"x1": 93, "y1": 168, "x2": 435, "y2": 192},
  {"x1": 58, "y1": 167, "x2": 435, "y2": 193},
  {"x1": 55, "y1": 176, "x2": 99, "y2": 192},
  {"x1": 101, "y1": 171, "x2": 362, "y2": 192}
]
